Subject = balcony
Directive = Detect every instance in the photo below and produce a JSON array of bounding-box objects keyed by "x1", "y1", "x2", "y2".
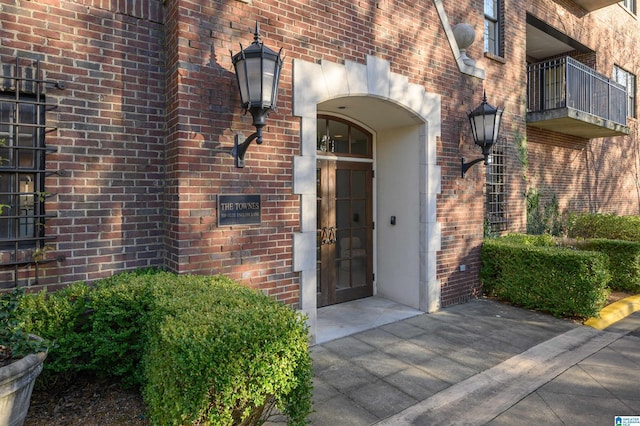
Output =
[
  {"x1": 527, "y1": 57, "x2": 630, "y2": 138},
  {"x1": 572, "y1": 0, "x2": 621, "y2": 11}
]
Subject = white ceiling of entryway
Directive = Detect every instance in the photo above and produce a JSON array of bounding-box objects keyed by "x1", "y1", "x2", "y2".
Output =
[{"x1": 318, "y1": 96, "x2": 424, "y2": 131}]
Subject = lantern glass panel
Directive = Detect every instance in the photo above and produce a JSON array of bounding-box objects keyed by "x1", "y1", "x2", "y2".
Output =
[
  {"x1": 235, "y1": 57, "x2": 248, "y2": 105},
  {"x1": 482, "y1": 115, "x2": 494, "y2": 144},
  {"x1": 262, "y1": 61, "x2": 276, "y2": 105},
  {"x1": 471, "y1": 114, "x2": 487, "y2": 146},
  {"x1": 492, "y1": 111, "x2": 503, "y2": 144},
  {"x1": 245, "y1": 56, "x2": 262, "y2": 105}
]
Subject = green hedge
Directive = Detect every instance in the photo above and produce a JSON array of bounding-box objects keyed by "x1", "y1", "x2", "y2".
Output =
[
  {"x1": 573, "y1": 239, "x2": 640, "y2": 294},
  {"x1": 494, "y1": 233, "x2": 557, "y2": 247},
  {"x1": 481, "y1": 237, "x2": 610, "y2": 318},
  {"x1": 18, "y1": 270, "x2": 157, "y2": 387},
  {"x1": 142, "y1": 275, "x2": 312, "y2": 426},
  {"x1": 18, "y1": 270, "x2": 312, "y2": 425},
  {"x1": 568, "y1": 213, "x2": 640, "y2": 242}
]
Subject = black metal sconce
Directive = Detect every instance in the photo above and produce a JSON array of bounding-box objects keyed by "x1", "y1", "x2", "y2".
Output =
[
  {"x1": 461, "y1": 91, "x2": 503, "y2": 178},
  {"x1": 230, "y1": 22, "x2": 284, "y2": 168}
]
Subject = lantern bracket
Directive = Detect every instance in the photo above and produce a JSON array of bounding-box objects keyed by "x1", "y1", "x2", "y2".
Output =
[
  {"x1": 233, "y1": 130, "x2": 262, "y2": 168},
  {"x1": 461, "y1": 156, "x2": 487, "y2": 178}
]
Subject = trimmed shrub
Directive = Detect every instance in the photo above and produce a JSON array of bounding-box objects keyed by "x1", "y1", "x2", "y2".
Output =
[
  {"x1": 18, "y1": 282, "x2": 95, "y2": 381},
  {"x1": 481, "y1": 237, "x2": 610, "y2": 318},
  {"x1": 497, "y1": 233, "x2": 557, "y2": 247},
  {"x1": 573, "y1": 239, "x2": 640, "y2": 294},
  {"x1": 19, "y1": 270, "x2": 157, "y2": 387},
  {"x1": 567, "y1": 213, "x2": 640, "y2": 242},
  {"x1": 141, "y1": 275, "x2": 312, "y2": 426},
  {"x1": 17, "y1": 270, "x2": 313, "y2": 425}
]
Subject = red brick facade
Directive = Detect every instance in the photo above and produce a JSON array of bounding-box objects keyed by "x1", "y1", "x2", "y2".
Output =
[{"x1": 1, "y1": 0, "x2": 638, "y2": 315}]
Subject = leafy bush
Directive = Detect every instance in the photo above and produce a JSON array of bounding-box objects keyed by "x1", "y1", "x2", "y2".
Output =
[
  {"x1": 497, "y1": 233, "x2": 557, "y2": 247},
  {"x1": 19, "y1": 272, "x2": 155, "y2": 387},
  {"x1": 18, "y1": 282, "x2": 94, "y2": 380},
  {"x1": 573, "y1": 239, "x2": 640, "y2": 294},
  {"x1": 17, "y1": 270, "x2": 312, "y2": 425},
  {"x1": 567, "y1": 213, "x2": 640, "y2": 242},
  {"x1": 526, "y1": 189, "x2": 563, "y2": 235},
  {"x1": 142, "y1": 275, "x2": 312, "y2": 426},
  {"x1": 1, "y1": 288, "x2": 49, "y2": 366},
  {"x1": 481, "y1": 237, "x2": 610, "y2": 318}
]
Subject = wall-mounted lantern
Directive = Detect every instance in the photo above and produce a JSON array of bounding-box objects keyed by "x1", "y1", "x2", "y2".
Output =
[
  {"x1": 461, "y1": 91, "x2": 503, "y2": 178},
  {"x1": 230, "y1": 22, "x2": 284, "y2": 168}
]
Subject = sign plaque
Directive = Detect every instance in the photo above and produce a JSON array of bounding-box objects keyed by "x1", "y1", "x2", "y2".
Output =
[{"x1": 218, "y1": 194, "x2": 261, "y2": 226}]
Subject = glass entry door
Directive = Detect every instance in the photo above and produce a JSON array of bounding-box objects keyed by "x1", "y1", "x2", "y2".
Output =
[{"x1": 317, "y1": 159, "x2": 373, "y2": 307}]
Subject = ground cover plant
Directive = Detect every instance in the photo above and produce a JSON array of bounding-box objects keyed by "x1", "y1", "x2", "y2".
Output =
[{"x1": 17, "y1": 269, "x2": 312, "y2": 425}]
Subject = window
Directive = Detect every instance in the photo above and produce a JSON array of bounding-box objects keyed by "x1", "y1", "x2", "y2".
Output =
[
  {"x1": 613, "y1": 65, "x2": 636, "y2": 118},
  {"x1": 484, "y1": 0, "x2": 502, "y2": 56},
  {"x1": 622, "y1": 0, "x2": 636, "y2": 14},
  {"x1": 0, "y1": 95, "x2": 46, "y2": 249},
  {"x1": 486, "y1": 140, "x2": 508, "y2": 235},
  {"x1": 0, "y1": 58, "x2": 63, "y2": 287},
  {"x1": 317, "y1": 116, "x2": 372, "y2": 158}
]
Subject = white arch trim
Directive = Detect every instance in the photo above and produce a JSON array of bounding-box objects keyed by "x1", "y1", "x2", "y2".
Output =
[{"x1": 291, "y1": 55, "x2": 442, "y2": 341}]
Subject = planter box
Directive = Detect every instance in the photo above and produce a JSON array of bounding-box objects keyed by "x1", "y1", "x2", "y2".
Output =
[{"x1": 0, "y1": 348, "x2": 47, "y2": 426}]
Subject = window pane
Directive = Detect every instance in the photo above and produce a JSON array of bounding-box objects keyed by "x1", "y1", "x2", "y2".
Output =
[
  {"x1": 0, "y1": 173, "x2": 11, "y2": 239},
  {"x1": 317, "y1": 116, "x2": 372, "y2": 157},
  {"x1": 484, "y1": 0, "x2": 497, "y2": 18},
  {"x1": 614, "y1": 65, "x2": 636, "y2": 117},
  {"x1": 351, "y1": 127, "x2": 370, "y2": 155},
  {"x1": 17, "y1": 104, "x2": 36, "y2": 169},
  {"x1": 0, "y1": 103, "x2": 13, "y2": 166},
  {"x1": 336, "y1": 169, "x2": 350, "y2": 198},
  {"x1": 317, "y1": 118, "x2": 328, "y2": 151},
  {"x1": 329, "y1": 120, "x2": 349, "y2": 154},
  {"x1": 18, "y1": 173, "x2": 35, "y2": 238},
  {"x1": 484, "y1": 0, "x2": 500, "y2": 55}
]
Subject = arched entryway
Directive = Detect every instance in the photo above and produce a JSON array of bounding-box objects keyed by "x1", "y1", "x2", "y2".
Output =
[{"x1": 292, "y1": 55, "x2": 442, "y2": 342}]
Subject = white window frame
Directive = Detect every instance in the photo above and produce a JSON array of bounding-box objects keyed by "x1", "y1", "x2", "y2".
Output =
[
  {"x1": 622, "y1": 0, "x2": 636, "y2": 15},
  {"x1": 614, "y1": 65, "x2": 636, "y2": 118},
  {"x1": 484, "y1": 0, "x2": 502, "y2": 56}
]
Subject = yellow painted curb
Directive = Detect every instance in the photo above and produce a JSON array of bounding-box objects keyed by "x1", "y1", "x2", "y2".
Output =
[{"x1": 584, "y1": 295, "x2": 640, "y2": 330}]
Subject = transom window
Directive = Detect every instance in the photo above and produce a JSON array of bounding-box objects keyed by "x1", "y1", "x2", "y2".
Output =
[
  {"x1": 317, "y1": 116, "x2": 372, "y2": 158},
  {"x1": 613, "y1": 65, "x2": 636, "y2": 118}
]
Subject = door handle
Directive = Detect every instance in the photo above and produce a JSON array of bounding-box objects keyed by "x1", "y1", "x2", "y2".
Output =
[
  {"x1": 321, "y1": 227, "x2": 329, "y2": 245},
  {"x1": 328, "y1": 227, "x2": 337, "y2": 244}
]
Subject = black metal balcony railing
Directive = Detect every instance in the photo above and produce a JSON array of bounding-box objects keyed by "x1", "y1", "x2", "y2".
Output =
[{"x1": 527, "y1": 56, "x2": 627, "y2": 127}]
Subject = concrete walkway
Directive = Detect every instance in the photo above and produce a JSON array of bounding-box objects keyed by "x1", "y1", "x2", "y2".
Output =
[{"x1": 308, "y1": 298, "x2": 640, "y2": 425}]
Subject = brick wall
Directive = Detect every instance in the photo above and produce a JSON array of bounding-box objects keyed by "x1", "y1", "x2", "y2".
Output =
[
  {"x1": 525, "y1": 0, "x2": 640, "y2": 218},
  {"x1": 0, "y1": 0, "x2": 165, "y2": 288},
  {"x1": 4, "y1": 0, "x2": 636, "y2": 307},
  {"x1": 157, "y1": 0, "x2": 509, "y2": 307},
  {"x1": 0, "y1": 0, "x2": 528, "y2": 306}
]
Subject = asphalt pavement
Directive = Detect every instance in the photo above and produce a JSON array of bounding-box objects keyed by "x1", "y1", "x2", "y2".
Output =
[{"x1": 307, "y1": 298, "x2": 640, "y2": 426}]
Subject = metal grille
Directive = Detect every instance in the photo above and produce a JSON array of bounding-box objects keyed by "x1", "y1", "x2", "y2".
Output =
[
  {"x1": 0, "y1": 57, "x2": 64, "y2": 287},
  {"x1": 486, "y1": 139, "x2": 508, "y2": 234}
]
